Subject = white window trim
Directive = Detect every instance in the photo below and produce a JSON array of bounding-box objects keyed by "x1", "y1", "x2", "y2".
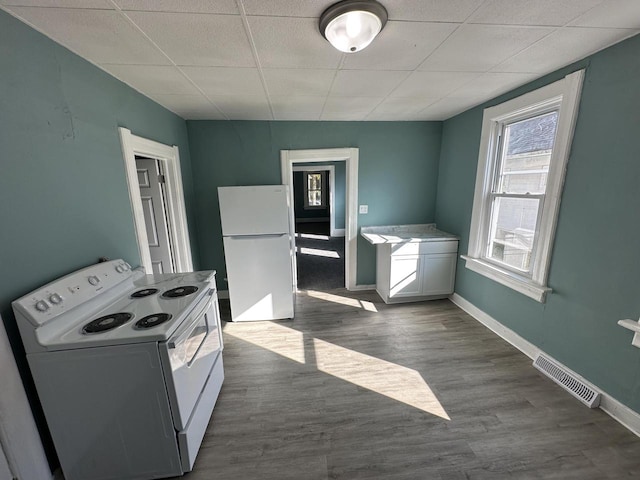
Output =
[{"x1": 463, "y1": 70, "x2": 584, "y2": 303}]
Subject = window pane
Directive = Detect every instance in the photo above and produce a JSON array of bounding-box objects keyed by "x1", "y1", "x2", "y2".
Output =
[
  {"x1": 496, "y1": 111, "x2": 558, "y2": 195},
  {"x1": 308, "y1": 173, "x2": 321, "y2": 190},
  {"x1": 309, "y1": 190, "x2": 321, "y2": 206},
  {"x1": 487, "y1": 196, "x2": 540, "y2": 272}
]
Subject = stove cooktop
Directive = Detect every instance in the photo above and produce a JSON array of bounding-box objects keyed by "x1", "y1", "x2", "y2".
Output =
[{"x1": 37, "y1": 271, "x2": 216, "y2": 350}]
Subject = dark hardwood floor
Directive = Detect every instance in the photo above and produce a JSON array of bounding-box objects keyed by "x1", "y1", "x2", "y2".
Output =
[{"x1": 180, "y1": 290, "x2": 640, "y2": 479}]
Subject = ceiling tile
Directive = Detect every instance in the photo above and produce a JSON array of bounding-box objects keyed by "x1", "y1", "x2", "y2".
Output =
[
  {"x1": 330, "y1": 70, "x2": 409, "y2": 97},
  {"x1": 126, "y1": 11, "x2": 255, "y2": 66},
  {"x1": 241, "y1": 0, "x2": 329, "y2": 17},
  {"x1": 321, "y1": 96, "x2": 381, "y2": 120},
  {"x1": 366, "y1": 97, "x2": 439, "y2": 121},
  {"x1": 418, "y1": 24, "x2": 554, "y2": 72},
  {"x1": 1, "y1": 0, "x2": 111, "y2": 7},
  {"x1": 448, "y1": 72, "x2": 537, "y2": 99},
  {"x1": 341, "y1": 21, "x2": 458, "y2": 71},
  {"x1": 208, "y1": 94, "x2": 273, "y2": 120},
  {"x1": 467, "y1": 0, "x2": 604, "y2": 27},
  {"x1": 494, "y1": 26, "x2": 638, "y2": 74},
  {"x1": 383, "y1": 0, "x2": 486, "y2": 22},
  {"x1": 262, "y1": 68, "x2": 335, "y2": 96},
  {"x1": 6, "y1": 7, "x2": 169, "y2": 64},
  {"x1": 391, "y1": 71, "x2": 480, "y2": 99},
  {"x1": 181, "y1": 66, "x2": 264, "y2": 96},
  {"x1": 101, "y1": 65, "x2": 199, "y2": 94},
  {"x1": 114, "y1": 0, "x2": 238, "y2": 14},
  {"x1": 570, "y1": 0, "x2": 640, "y2": 28},
  {"x1": 247, "y1": 16, "x2": 342, "y2": 68},
  {"x1": 149, "y1": 93, "x2": 226, "y2": 119},
  {"x1": 417, "y1": 97, "x2": 480, "y2": 120},
  {"x1": 270, "y1": 96, "x2": 326, "y2": 120}
]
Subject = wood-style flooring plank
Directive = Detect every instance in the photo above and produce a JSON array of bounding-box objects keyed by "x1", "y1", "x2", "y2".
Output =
[{"x1": 173, "y1": 289, "x2": 640, "y2": 480}]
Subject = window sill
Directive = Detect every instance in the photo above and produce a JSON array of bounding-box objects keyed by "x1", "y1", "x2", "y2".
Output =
[{"x1": 461, "y1": 255, "x2": 551, "y2": 303}]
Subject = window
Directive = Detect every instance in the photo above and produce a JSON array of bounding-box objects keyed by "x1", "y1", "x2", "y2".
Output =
[
  {"x1": 304, "y1": 172, "x2": 325, "y2": 208},
  {"x1": 463, "y1": 70, "x2": 584, "y2": 302}
]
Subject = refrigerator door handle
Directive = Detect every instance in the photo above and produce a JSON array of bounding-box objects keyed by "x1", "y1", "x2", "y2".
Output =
[{"x1": 226, "y1": 233, "x2": 287, "y2": 239}]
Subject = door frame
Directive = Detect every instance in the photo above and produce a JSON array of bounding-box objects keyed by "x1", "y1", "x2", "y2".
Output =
[
  {"x1": 292, "y1": 165, "x2": 343, "y2": 237},
  {"x1": 281, "y1": 148, "x2": 358, "y2": 290},
  {"x1": 119, "y1": 128, "x2": 193, "y2": 273}
]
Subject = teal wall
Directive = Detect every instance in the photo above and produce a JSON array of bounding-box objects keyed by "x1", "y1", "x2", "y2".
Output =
[
  {"x1": 293, "y1": 161, "x2": 346, "y2": 228},
  {"x1": 187, "y1": 121, "x2": 443, "y2": 287},
  {"x1": 0, "y1": 9, "x2": 197, "y2": 465},
  {"x1": 435, "y1": 34, "x2": 640, "y2": 412}
]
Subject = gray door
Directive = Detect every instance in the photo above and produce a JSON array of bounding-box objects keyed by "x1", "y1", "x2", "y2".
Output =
[{"x1": 136, "y1": 157, "x2": 174, "y2": 274}]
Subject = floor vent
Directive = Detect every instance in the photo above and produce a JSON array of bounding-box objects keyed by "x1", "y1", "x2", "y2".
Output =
[{"x1": 533, "y1": 354, "x2": 601, "y2": 408}]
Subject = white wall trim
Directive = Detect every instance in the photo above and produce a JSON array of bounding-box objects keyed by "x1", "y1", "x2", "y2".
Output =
[
  {"x1": 119, "y1": 128, "x2": 193, "y2": 273},
  {"x1": 349, "y1": 284, "x2": 376, "y2": 291},
  {"x1": 281, "y1": 148, "x2": 358, "y2": 290},
  {"x1": 449, "y1": 293, "x2": 640, "y2": 437}
]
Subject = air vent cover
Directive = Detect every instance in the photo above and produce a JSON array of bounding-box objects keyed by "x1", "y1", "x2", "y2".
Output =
[{"x1": 533, "y1": 354, "x2": 601, "y2": 408}]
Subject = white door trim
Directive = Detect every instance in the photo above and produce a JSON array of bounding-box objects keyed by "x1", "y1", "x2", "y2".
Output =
[
  {"x1": 119, "y1": 127, "x2": 193, "y2": 273},
  {"x1": 281, "y1": 148, "x2": 358, "y2": 290},
  {"x1": 292, "y1": 165, "x2": 338, "y2": 236}
]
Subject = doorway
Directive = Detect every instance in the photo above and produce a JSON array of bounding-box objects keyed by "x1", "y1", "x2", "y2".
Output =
[
  {"x1": 119, "y1": 128, "x2": 193, "y2": 273},
  {"x1": 292, "y1": 164, "x2": 346, "y2": 290},
  {"x1": 281, "y1": 148, "x2": 359, "y2": 291}
]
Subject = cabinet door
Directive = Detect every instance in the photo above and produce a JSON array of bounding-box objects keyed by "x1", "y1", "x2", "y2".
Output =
[
  {"x1": 389, "y1": 255, "x2": 423, "y2": 297},
  {"x1": 422, "y1": 254, "x2": 456, "y2": 295}
]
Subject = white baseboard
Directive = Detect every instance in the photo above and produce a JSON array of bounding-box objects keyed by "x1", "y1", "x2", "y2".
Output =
[
  {"x1": 349, "y1": 284, "x2": 376, "y2": 291},
  {"x1": 450, "y1": 293, "x2": 640, "y2": 437},
  {"x1": 331, "y1": 228, "x2": 346, "y2": 237}
]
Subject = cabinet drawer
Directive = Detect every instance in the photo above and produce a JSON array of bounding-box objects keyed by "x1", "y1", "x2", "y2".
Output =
[{"x1": 391, "y1": 240, "x2": 458, "y2": 256}]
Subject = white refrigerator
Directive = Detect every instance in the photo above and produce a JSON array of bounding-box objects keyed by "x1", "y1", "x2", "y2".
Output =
[{"x1": 218, "y1": 185, "x2": 295, "y2": 321}]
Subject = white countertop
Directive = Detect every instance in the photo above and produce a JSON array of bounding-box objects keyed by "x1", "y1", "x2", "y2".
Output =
[{"x1": 360, "y1": 224, "x2": 459, "y2": 245}]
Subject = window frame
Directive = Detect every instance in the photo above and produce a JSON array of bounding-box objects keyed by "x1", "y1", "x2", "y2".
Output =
[
  {"x1": 304, "y1": 171, "x2": 326, "y2": 209},
  {"x1": 462, "y1": 70, "x2": 584, "y2": 303}
]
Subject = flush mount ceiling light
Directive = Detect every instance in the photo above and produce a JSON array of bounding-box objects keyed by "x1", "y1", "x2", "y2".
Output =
[{"x1": 320, "y1": 0, "x2": 388, "y2": 53}]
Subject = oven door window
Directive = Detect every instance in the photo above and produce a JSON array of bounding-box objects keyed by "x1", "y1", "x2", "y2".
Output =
[{"x1": 183, "y1": 316, "x2": 208, "y2": 366}]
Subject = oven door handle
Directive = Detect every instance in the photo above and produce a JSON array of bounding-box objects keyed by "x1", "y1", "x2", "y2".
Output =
[{"x1": 167, "y1": 289, "x2": 215, "y2": 350}]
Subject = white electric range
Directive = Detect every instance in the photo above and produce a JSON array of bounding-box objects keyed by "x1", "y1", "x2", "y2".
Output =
[{"x1": 12, "y1": 259, "x2": 224, "y2": 480}]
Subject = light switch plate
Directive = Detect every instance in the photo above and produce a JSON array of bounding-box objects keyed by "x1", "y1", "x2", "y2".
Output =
[{"x1": 359, "y1": 205, "x2": 368, "y2": 214}]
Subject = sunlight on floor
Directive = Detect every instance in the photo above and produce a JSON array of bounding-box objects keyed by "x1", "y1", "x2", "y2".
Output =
[
  {"x1": 298, "y1": 247, "x2": 340, "y2": 258},
  {"x1": 304, "y1": 290, "x2": 377, "y2": 312},
  {"x1": 296, "y1": 233, "x2": 331, "y2": 241},
  {"x1": 226, "y1": 322, "x2": 449, "y2": 419}
]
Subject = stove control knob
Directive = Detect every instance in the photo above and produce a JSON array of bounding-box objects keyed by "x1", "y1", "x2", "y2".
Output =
[
  {"x1": 49, "y1": 293, "x2": 63, "y2": 305},
  {"x1": 88, "y1": 276, "x2": 100, "y2": 286},
  {"x1": 123, "y1": 262, "x2": 131, "y2": 271},
  {"x1": 35, "y1": 300, "x2": 49, "y2": 312},
  {"x1": 115, "y1": 265, "x2": 124, "y2": 273}
]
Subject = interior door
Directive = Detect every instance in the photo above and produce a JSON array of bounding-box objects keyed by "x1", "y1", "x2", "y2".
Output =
[{"x1": 136, "y1": 157, "x2": 174, "y2": 274}]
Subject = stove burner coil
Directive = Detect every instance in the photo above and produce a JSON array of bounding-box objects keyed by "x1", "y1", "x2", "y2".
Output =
[
  {"x1": 161, "y1": 286, "x2": 198, "y2": 298},
  {"x1": 130, "y1": 288, "x2": 159, "y2": 298},
  {"x1": 134, "y1": 313, "x2": 172, "y2": 330},
  {"x1": 82, "y1": 313, "x2": 133, "y2": 334}
]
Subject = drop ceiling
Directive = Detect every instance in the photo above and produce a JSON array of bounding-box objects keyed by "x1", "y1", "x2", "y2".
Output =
[{"x1": 2, "y1": 0, "x2": 639, "y2": 121}]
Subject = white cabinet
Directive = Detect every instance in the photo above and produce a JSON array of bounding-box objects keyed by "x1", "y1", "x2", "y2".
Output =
[{"x1": 376, "y1": 240, "x2": 458, "y2": 304}]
